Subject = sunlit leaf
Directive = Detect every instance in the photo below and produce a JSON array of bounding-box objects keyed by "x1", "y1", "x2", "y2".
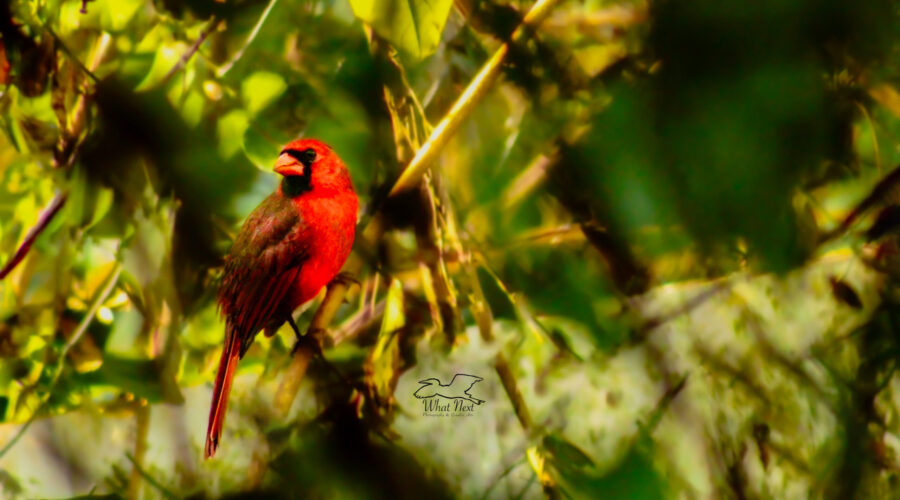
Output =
[
  {"x1": 134, "y1": 44, "x2": 184, "y2": 92},
  {"x1": 59, "y1": 0, "x2": 144, "y2": 32},
  {"x1": 217, "y1": 109, "x2": 250, "y2": 159},
  {"x1": 870, "y1": 84, "x2": 900, "y2": 118},
  {"x1": 180, "y1": 89, "x2": 205, "y2": 127},
  {"x1": 241, "y1": 71, "x2": 288, "y2": 116},
  {"x1": 367, "y1": 278, "x2": 405, "y2": 402},
  {"x1": 348, "y1": 0, "x2": 453, "y2": 59},
  {"x1": 88, "y1": 187, "x2": 115, "y2": 229}
]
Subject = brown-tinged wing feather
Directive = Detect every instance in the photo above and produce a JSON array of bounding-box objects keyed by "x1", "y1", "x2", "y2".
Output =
[{"x1": 218, "y1": 193, "x2": 309, "y2": 355}]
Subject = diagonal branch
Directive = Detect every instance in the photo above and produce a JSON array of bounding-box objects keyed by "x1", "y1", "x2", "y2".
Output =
[
  {"x1": 161, "y1": 16, "x2": 220, "y2": 85},
  {"x1": 216, "y1": 0, "x2": 278, "y2": 77},
  {"x1": 388, "y1": 0, "x2": 565, "y2": 197},
  {"x1": 0, "y1": 191, "x2": 68, "y2": 280}
]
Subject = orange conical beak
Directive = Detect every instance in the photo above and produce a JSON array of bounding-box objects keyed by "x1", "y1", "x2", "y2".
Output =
[{"x1": 274, "y1": 153, "x2": 305, "y2": 177}]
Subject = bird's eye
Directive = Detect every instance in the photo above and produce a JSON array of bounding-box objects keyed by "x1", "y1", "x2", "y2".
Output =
[{"x1": 303, "y1": 148, "x2": 317, "y2": 163}]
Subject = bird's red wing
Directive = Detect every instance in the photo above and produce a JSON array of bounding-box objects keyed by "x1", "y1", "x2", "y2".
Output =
[
  {"x1": 218, "y1": 193, "x2": 309, "y2": 355},
  {"x1": 234, "y1": 266, "x2": 302, "y2": 352}
]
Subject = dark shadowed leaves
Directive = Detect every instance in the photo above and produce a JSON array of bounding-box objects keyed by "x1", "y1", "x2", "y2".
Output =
[
  {"x1": 544, "y1": 433, "x2": 664, "y2": 500},
  {"x1": 269, "y1": 402, "x2": 454, "y2": 500}
]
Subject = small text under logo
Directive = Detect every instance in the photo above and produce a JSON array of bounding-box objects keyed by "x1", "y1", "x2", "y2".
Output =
[{"x1": 414, "y1": 373, "x2": 485, "y2": 417}]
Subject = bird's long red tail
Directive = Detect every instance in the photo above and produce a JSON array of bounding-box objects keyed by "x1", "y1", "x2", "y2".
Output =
[{"x1": 205, "y1": 332, "x2": 240, "y2": 458}]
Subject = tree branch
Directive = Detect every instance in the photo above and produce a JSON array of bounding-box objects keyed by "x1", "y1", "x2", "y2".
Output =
[
  {"x1": 161, "y1": 16, "x2": 220, "y2": 86},
  {"x1": 388, "y1": 0, "x2": 565, "y2": 197},
  {"x1": 0, "y1": 191, "x2": 68, "y2": 281},
  {"x1": 216, "y1": 0, "x2": 278, "y2": 78}
]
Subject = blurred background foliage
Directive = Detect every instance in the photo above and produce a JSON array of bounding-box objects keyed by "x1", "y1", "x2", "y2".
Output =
[{"x1": 3, "y1": 0, "x2": 900, "y2": 498}]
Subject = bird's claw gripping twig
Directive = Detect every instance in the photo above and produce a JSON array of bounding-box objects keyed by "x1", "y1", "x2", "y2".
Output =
[{"x1": 290, "y1": 327, "x2": 328, "y2": 356}]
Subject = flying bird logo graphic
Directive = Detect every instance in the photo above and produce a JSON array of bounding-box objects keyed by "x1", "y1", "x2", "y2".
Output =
[{"x1": 414, "y1": 374, "x2": 485, "y2": 405}]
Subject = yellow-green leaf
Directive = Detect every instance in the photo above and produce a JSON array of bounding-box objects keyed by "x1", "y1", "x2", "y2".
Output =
[
  {"x1": 349, "y1": 0, "x2": 453, "y2": 60},
  {"x1": 241, "y1": 72, "x2": 287, "y2": 116},
  {"x1": 217, "y1": 110, "x2": 249, "y2": 159},
  {"x1": 378, "y1": 278, "x2": 406, "y2": 339},
  {"x1": 134, "y1": 43, "x2": 184, "y2": 92},
  {"x1": 368, "y1": 279, "x2": 406, "y2": 401}
]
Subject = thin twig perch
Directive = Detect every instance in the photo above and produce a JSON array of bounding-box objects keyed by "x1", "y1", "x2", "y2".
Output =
[{"x1": 0, "y1": 191, "x2": 68, "y2": 281}]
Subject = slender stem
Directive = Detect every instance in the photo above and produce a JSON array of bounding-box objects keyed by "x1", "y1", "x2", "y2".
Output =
[
  {"x1": 162, "y1": 16, "x2": 220, "y2": 85},
  {"x1": 42, "y1": 25, "x2": 99, "y2": 84},
  {"x1": 635, "y1": 279, "x2": 734, "y2": 338},
  {"x1": 125, "y1": 452, "x2": 179, "y2": 500},
  {"x1": 0, "y1": 191, "x2": 68, "y2": 280},
  {"x1": 274, "y1": 254, "x2": 365, "y2": 414},
  {"x1": 495, "y1": 352, "x2": 533, "y2": 430},
  {"x1": 216, "y1": 0, "x2": 278, "y2": 77},
  {"x1": 643, "y1": 375, "x2": 688, "y2": 432},
  {"x1": 62, "y1": 263, "x2": 122, "y2": 358},
  {"x1": 128, "y1": 404, "x2": 151, "y2": 499}
]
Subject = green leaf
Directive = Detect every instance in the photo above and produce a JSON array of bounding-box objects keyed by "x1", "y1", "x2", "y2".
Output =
[
  {"x1": 241, "y1": 72, "x2": 288, "y2": 116},
  {"x1": 546, "y1": 433, "x2": 665, "y2": 500},
  {"x1": 133, "y1": 44, "x2": 183, "y2": 92},
  {"x1": 217, "y1": 110, "x2": 250, "y2": 159},
  {"x1": 179, "y1": 90, "x2": 205, "y2": 127},
  {"x1": 476, "y1": 266, "x2": 516, "y2": 320},
  {"x1": 380, "y1": 278, "x2": 406, "y2": 337},
  {"x1": 59, "y1": 0, "x2": 144, "y2": 33},
  {"x1": 99, "y1": 0, "x2": 145, "y2": 31},
  {"x1": 88, "y1": 188, "x2": 115, "y2": 229},
  {"x1": 543, "y1": 434, "x2": 596, "y2": 472},
  {"x1": 69, "y1": 168, "x2": 115, "y2": 231},
  {"x1": 0, "y1": 469, "x2": 22, "y2": 497},
  {"x1": 349, "y1": 0, "x2": 453, "y2": 60},
  {"x1": 367, "y1": 279, "x2": 405, "y2": 401},
  {"x1": 75, "y1": 356, "x2": 183, "y2": 404}
]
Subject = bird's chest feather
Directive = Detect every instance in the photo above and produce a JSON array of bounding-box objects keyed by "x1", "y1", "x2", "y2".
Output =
[{"x1": 284, "y1": 192, "x2": 357, "y2": 307}]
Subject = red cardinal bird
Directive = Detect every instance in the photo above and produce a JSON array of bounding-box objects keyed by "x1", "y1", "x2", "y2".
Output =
[{"x1": 205, "y1": 138, "x2": 358, "y2": 458}]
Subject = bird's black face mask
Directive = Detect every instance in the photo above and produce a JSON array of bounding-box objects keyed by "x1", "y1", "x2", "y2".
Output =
[{"x1": 280, "y1": 148, "x2": 315, "y2": 197}]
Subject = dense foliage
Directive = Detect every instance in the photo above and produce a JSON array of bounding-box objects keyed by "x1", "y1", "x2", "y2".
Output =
[{"x1": 2, "y1": 0, "x2": 900, "y2": 498}]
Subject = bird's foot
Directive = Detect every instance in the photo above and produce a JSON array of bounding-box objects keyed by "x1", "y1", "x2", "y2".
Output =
[
  {"x1": 290, "y1": 327, "x2": 331, "y2": 356},
  {"x1": 286, "y1": 315, "x2": 303, "y2": 341}
]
